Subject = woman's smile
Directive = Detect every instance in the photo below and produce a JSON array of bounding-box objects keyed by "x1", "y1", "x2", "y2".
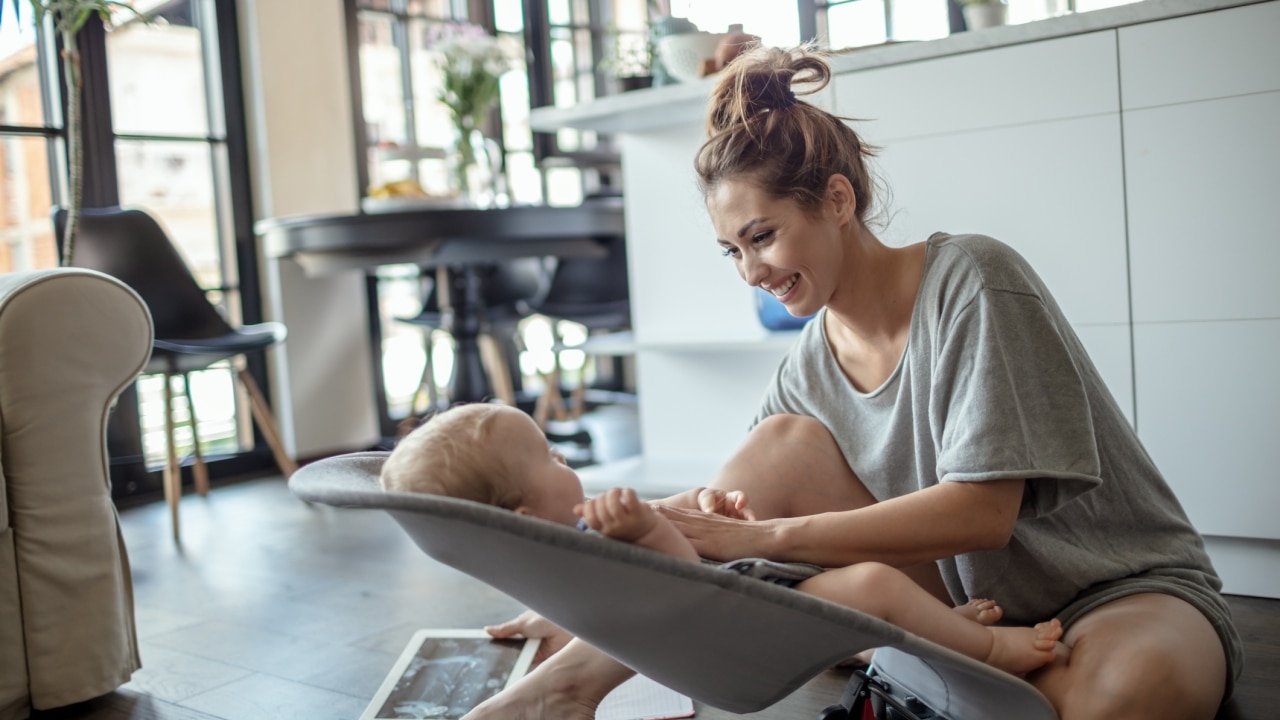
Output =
[{"x1": 764, "y1": 272, "x2": 801, "y2": 302}]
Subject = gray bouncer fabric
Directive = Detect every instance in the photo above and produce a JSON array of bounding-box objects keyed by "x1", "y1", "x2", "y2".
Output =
[{"x1": 290, "y1": 453, "x2": 1059, "y2": 719}]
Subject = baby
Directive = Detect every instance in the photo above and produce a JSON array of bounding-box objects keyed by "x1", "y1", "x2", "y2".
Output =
[{"x1": 381, "y1": 403, "x2": 1066, "y2": 676}]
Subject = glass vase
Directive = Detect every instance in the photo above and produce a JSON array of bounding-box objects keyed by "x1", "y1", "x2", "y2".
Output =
[{"x1": 447, "y1": 125, "x2": 494, "y2": 207}]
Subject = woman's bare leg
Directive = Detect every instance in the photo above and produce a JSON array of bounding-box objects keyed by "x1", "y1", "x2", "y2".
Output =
[
  {"x1": 1027, "y1": 593, "x2": 1228, "y2": 720},
  {"x1": 462, "y1": 638, "x2": 634, "y2": 720},
  {"x1": 709, "y1": 414, "x2": 952, "y2": 603}
]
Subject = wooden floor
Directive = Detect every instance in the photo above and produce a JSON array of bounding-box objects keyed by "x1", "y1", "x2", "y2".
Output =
[{"x1": 31, "y1": 476, "x2": 1279, "y2": 720}]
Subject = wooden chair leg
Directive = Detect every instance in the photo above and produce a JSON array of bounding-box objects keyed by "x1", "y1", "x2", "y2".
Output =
[
  {"x1": 569, "y1": 376, "x2": 586, "y2": 421},
  {"x1": 534, "y1": 368, "x2": 568, "y2": 429},
  {"x1": 237, "y1": 368, "x2": 298, "y2": 478},
  {"x1": 479, "y1": 332, "x2": 517, "y2": 406},
  {"x1": 162, "y1": 372, "x2": 181, "y2": 543},
  {"x1": 182, "y1": 372, "x2": 210, "y2": 497}
]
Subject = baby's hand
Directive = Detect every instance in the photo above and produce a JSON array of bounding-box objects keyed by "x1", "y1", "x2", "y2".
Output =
[
  {"x1": 697, "y1": 488, "x2": 755, "y2": 521},
  {"x1": 577, "y1": 488, "x2": 657, "y2": 542}
]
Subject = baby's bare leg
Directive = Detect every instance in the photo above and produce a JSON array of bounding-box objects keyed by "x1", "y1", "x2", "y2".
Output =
[{"x1": 797, "y1": 563, "x2": 1062, "y2": 675}]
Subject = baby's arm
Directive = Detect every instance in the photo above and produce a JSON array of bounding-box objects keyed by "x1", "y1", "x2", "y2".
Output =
[
  {"x1": 578, "y1": 488, "x2": 701, "y2": 562},
  {"x1": 653, "y1": 486, "x2": 754, "y2": 520}
]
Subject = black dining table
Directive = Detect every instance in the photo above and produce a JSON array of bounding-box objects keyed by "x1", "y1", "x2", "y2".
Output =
[{"x1": 256, "y1": 199, "x2": 626, "y2": 430}]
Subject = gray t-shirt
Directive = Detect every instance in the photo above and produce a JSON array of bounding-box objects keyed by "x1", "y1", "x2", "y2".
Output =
[{"x1": 755, "y1": 232, "x2": 1221, "y2": 624}]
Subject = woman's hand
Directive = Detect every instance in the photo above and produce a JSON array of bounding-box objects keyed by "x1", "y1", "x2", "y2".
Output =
[
  {"x1": 696, "y1": 488, "x2": 755, "y2": 520},
  {"x1": 484, "y1": 610, "x2": 572, "y2": 665},
  {"x1": 655, "y1": 506, "x2": 781, "y2": 561},
  {"x1": 577, "y1": 488, "x2": 656, "y2": 542}
]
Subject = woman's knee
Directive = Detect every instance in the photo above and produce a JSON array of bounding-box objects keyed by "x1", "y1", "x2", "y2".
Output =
[
  {"x1": 1049, "y1": 647, "x2": 1221, "y2": 720},
  {"x1": 751, "y1": 413, "x2": 832, "y2": 442},
  {"x1": 715, "y1": 414, "x2": 872, "y2": 517},
  {"x1": 1032, "y1": 594, "x2": 1227, "y2": 720}
]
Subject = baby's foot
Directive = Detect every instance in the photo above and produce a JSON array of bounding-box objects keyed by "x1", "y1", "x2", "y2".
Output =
[
  {"x1": 984, "y1": 618, "x2": 1066, "y2": 676},
  {"x1": 955, "y1": 598, "x2": 1003, "y2": 626}
]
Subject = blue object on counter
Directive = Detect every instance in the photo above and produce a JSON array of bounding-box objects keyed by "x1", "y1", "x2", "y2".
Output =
[{"x1": 755, "y1": 287, "x2": 816, "y2": 330}]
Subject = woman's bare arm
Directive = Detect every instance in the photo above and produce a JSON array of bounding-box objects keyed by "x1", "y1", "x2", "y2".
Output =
[{"x1": 661, "y1": 477, "x2": 1024, "y2": 567}]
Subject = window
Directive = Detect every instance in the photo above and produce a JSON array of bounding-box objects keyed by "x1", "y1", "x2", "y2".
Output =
[
  {"x1": 1, "y1": 0, "x2": 265, "y2": 497},
  {"x1": 0, "y1": 10, "x2": 60, "y2": 273}
]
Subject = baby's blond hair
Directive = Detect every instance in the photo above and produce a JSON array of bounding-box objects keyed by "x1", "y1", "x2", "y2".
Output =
[{"x1": 380, "y1": 404, "x2": 523, "y2": 509}]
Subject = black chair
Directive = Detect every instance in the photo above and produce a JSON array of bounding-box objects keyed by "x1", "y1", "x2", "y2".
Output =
[
  {"x1": 55, "y1": 206, "x2": 296, "y2": 541},
  {"x1": 398, "y1": 258, "x2": 551, "y2": 411},
  {"x1": 533, "y1": 235, "x2": 630, "y2": 332},
  {"x1": 525, "y1": 235, "x2": 631, "y2": 424}
]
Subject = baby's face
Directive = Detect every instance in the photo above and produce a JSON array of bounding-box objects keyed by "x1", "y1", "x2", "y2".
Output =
[{"x1": 493, "y1": 407, "x2": 585, "y2": 526}]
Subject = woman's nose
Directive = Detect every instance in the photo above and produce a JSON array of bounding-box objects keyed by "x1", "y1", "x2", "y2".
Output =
[{"x1": 741, "y1": 254, "x2": 768, "y2": 287}]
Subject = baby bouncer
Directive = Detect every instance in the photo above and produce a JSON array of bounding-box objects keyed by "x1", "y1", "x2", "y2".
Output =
[{"x1": 290, "y1": 453, "x2": 1059, "y2": 720}]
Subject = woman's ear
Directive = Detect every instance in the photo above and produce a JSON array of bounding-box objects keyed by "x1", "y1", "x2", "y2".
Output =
[{"x1": 825, "y1": 173, "x2": 857, "y2": 225}]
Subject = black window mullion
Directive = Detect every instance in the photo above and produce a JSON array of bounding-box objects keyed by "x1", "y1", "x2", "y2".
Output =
[
  {"x1": 74, "y1": 17, "x2": 119, "y2": 209},
  {"x1": 392, "y1": 10, "x2": 419, "y2": 154},
  {"x1": 522, "y1": 0, "x2": 556, "y2": 164}
]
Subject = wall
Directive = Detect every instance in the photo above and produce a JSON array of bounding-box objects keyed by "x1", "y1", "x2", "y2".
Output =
[{"x1": 237, "y1": 0, "x2": 380, "y2": 458}]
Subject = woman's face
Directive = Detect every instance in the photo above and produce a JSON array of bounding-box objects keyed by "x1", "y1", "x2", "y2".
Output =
[{"x1": 706, "y1": 177, "x2": 851, "y2": 319}]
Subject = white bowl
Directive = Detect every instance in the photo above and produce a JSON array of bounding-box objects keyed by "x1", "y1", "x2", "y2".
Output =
[{"x1": 657, "y1": 32, "x2": 728, "y2": 84}]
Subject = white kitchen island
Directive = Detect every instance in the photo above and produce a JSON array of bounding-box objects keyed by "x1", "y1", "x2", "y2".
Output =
[{"x1": 532, "y1": 0, "x2": 1280, "y2": 597}]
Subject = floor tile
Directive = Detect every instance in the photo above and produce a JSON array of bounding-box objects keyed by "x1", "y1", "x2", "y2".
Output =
[
  {"x1": 124, "y1": 645, "x2": 252, "y2": 703},
  {"x1": 179, "y1": 674, "x2": 367, "y2": 720}
]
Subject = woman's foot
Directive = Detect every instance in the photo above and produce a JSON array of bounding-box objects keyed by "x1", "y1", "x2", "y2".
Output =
[
  {"x1": 955, "y1": 598, "x2": 1003, "y2": 626},
  {"x1": 984, "y1": 618, "x2": 1066, "y2": 676}
]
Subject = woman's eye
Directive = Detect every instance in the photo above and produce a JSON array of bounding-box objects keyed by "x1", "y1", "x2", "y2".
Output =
[
  {"x1": 720, "y1": 246, "x2": 738, "y2": 258},
  {"x1": 752, "y1": 230, "x2": 774, "y2": 244}
]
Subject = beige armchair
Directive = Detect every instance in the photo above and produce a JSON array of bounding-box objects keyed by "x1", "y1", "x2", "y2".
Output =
[{"x1": 0, "y1": 268, "x2": 151, "y2": 720}]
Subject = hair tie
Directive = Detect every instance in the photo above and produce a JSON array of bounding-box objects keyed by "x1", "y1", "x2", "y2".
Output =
[{"x1": 776, "y1": 91, "x2": 798, "y2": 109}]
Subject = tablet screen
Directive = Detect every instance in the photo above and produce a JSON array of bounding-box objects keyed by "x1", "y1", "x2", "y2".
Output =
[{"x1": 362, "y1": 630, "x2": 541, "y2": 720}]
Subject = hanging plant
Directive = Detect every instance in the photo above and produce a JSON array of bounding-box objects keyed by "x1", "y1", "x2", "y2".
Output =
[{"x1": 0, "y1": 1, "x2": 145, "y2": 266}]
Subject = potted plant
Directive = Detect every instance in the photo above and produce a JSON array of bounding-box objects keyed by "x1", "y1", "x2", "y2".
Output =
[
  {"x1": 601, "y1": 31, "x2": 655, "y2": 92},
  {"x1": 959, "y1": 0, "x2": 1008, "y2": 30},
  {"x1": 0, "y1": 0, "x2": 144, "y2": 266}
]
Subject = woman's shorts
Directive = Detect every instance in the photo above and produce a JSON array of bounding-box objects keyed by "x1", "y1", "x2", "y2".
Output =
[{"x1": 1055, "y1": 567, "x2": 1244, "y2": 702}]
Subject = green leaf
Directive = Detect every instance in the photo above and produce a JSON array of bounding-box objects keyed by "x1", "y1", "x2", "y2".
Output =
[{"x1": 70, "y1": 6, "x2": 93, "y2": 33}]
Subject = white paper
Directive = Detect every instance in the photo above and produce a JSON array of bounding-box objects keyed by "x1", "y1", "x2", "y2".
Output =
[{"x1": 597, "y1": 675, "x2": 695, "y2": 720}]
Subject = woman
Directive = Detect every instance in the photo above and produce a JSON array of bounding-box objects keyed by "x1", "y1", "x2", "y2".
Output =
[{"x1": 464, "y1": 46, "x2": 1242, "y2": 720}]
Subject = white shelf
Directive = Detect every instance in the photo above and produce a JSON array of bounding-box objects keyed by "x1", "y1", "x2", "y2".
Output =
[
  {"x1": 570, "y1": 329, "x2": 805, "y2": 356},
  {"x1": 529, "y1": 0, "x2": 1261, "y2": 135}
]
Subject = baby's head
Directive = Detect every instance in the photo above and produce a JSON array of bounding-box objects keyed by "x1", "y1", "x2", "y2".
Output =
[{"x1": 380, "y1": 403, "x2": 585, "y2": 526}]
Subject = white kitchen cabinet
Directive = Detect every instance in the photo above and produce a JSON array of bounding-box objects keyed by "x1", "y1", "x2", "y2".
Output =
[
  {"x1": 872, "y1": 114, "x2": 1129, "y2": 328},
  {"x1": 1133, "y1": 319, "x2": 1280, "y2": 540},
  {"x1": 1124, "y1": 91, "x2": 1280, "y2": 323},
  {"x1": 1118, "y1": 0, "x2": 1280, "y2": 109},
  {"x1": 831, "y1": 31, "x2": 1119, "y2": 144}
]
